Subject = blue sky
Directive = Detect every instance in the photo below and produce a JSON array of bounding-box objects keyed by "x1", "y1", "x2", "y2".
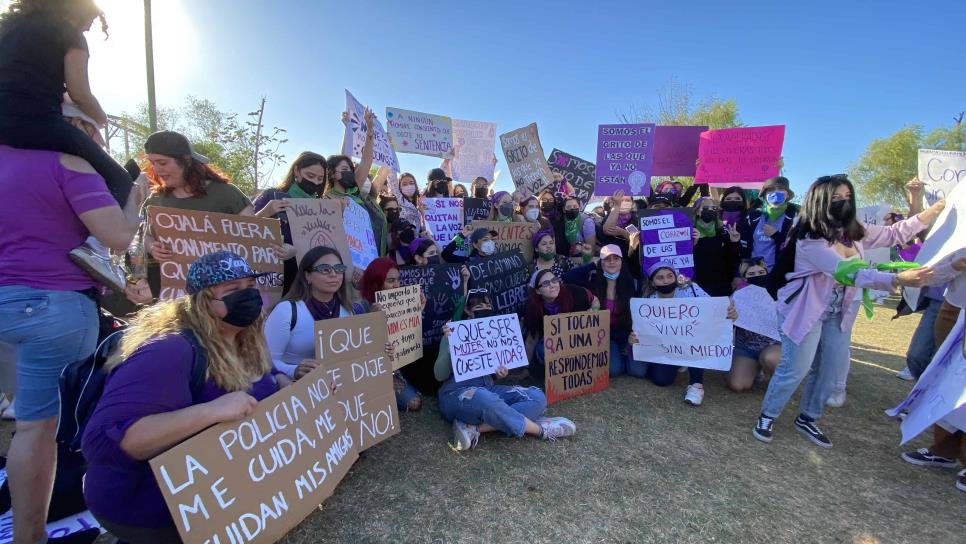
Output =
[{"x1": 6, "y1": 0, "x2": 965, "y2": 198}]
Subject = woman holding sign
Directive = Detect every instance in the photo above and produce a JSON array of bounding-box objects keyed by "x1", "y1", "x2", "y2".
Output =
[
  {"x1": 753, "y1": 175, "x2": 944, "y2": 448},
  {"x1": 727, "y1": 258, "x2": 781, "y2": 392},
  {"x1": 628, "y1": 262, "x2": 737, "y2": 406},
  {"x1": 526, "y1": 269, "x2": 597, "y2": 382},
  {"x1": 82, "y1": 252, "x2": 280, "y2": 543},
  {"x1": 435, "y1": 290, "x2": 576, "y2": 451}
]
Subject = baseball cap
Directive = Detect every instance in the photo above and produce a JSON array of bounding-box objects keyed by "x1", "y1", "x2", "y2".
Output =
[
  {"x1": 470, "y1": 227, "x2": 498, "y2": 244},
  {"x1": 390, "y1": 218, "x2": 415, "y2": 233},
  {"x1": 427, "y1": 168, "x2": 452, "y2": 182},
  {"x1": 600, "y1": 244, "x2": 623, "y2": 259},
  {"x1": 144, "y1": 130, "x2": 210, "y2": 164},
  {"x1": 759, "y1": 176, "x2": 794, "y2": 200},
  {"x1": 186, "y1": 251, "x2": 265, "y2": 295},
  {"x1": 647, "y1": 193, "x2": 675, "y2": 208}
]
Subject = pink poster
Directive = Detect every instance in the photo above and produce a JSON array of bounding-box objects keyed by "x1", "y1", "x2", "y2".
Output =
[{"x1": 694, "y1": 125, "x2": 785, "y2": 186}]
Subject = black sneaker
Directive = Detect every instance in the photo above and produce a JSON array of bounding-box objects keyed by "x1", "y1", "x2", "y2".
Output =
[
  {"x1": 794, "y1": 416, "x2": 832, "y2": 448},
  {"x1": 901, "y1": 448, "x2": 960, "y2": 469},
  {"x1": 753, "y1": 415, "x2": 774, "y2": 443}
]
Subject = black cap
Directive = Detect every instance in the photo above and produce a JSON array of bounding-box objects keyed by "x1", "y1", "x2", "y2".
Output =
[
  {"x1": 144, "y1": 131, "x2": 209, "y2": 164},
  {"x1": 470, "y1": 227, "x2": 498, "y2": 243},
  {"x1": 390, "y1": 218, "x2": 415, "y2": 233},
  {"x1": 647, "y1": 193, "x2": 675, "y2": 208},
  {"x1": 428, "y1": 168, "x2": 452, "y2": 182},
  {"x1": 759, "y1": 176, "x2": 794, "y2": 199}
]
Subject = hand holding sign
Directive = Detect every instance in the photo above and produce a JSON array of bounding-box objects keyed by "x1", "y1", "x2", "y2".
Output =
[{"x1": 447, "y1": 313, "x2": 526, "y2": 382}]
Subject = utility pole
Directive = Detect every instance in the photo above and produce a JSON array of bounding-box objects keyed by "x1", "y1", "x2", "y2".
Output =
[{"x1": 144, "y1": 0, "x2": 157, "y2": 132}]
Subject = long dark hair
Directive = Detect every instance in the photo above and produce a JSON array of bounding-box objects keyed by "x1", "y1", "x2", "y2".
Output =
[
  {"x1": 398, "y1": 172, "x2": 420, "y2": 206},
  {"x1": 795, "y1": 175, "x2": 865, "y2": 243},
  {"x1": 144, "y1": 156, "x2": 233, "y2": 198},
  {"x1": 587, "y1": 261, "x2": 636, "y2": 338},
  {"x1": 1, "y1": 0, "x2": 108, "y2": 37},
  {"x1": 720, "y1": 185, "x2": 748, "y2": 210},
  {"x1": 323, "y1": 155, "x2": 356, "y2": 194},
  {"x1": 275, "y1": 151, "x2": 326, "y2": 192},
  {"x1": 283, "y1": 246, "x2": 353, "y2": 313}
]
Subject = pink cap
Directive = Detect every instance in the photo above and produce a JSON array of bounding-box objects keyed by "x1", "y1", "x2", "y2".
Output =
[{"x1": 600, "y1": 244, "x2": 623, "y2": 259}]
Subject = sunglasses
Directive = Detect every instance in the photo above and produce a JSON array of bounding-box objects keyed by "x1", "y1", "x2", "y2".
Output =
[
  {"x1": 467, "y1": 288, "x2": 488, "y2": 295},
  {"x1": 817, "y1": 174, "x2": 848, "y2": 183},
  {"x1": 538, "y1": 277, "x2": 561, "y2": 289},
  {"x1": 312, "y1": 264, "x2": 347, "y2": 275}
]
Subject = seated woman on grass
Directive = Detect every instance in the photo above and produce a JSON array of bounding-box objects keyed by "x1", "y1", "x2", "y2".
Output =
[{"x1": 727, "y1": 258, "x2": 781, "y2": 392}]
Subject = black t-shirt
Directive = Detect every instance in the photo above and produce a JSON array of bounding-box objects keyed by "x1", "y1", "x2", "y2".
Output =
[{"x1": 0, "y1": 12, "x2": 88, "y2": 118}]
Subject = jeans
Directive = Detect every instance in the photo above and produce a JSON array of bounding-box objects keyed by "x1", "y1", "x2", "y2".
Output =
[
  {"x1": 609, "y1": 339, "x2": 630, "y2": 377},
  {"x1": 761, "y1": 311, "x2": 851, "y2": 421},
  {"x1": 626, "y1": 358, "x2": 704, "y2": 386},
  {"x1": 0, "y1": 115, "x2": 132, "y2": 206},
  {"x1": 0, "y1": 286, "x2": 98, "y2": 421},
  {"x1": 393, "y1": 371, "x2": 421, "y2": 411},
  {"x1": 438, "y1": 384, "x2": 547, "y2": 437},
  {"x1": 906, "y1": 297, "x2": 943, "y2": 379}
]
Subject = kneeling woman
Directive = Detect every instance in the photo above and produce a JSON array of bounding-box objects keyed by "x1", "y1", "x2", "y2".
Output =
[
  {"x1": 82, "y1": 252, "x2": 280, "y2": 543},
  {"x1": 629, "y1": 262, "x2": 737, "y2": 406},
  {"x1": 435, "y1": 290, "x2": 576, "y2": 451},
  {"x1": 526, "y1": 269, "x2": 597, "y2": 382},
  {"x1": 727, "y1": 258, "x2": 781, "y2": 392}
]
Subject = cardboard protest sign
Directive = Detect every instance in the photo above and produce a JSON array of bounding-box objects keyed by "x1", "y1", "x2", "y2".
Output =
[
  {"x1": 731, "y1": 285, "x2": 780, "y2": 342},
  {"x1": 375, "y1": 285, "x2": 423, "y2": 369},
  {"x1": 639, "y1": 209, "x2": 695, "y2": 280},
  {"x1": 315, "y1": 312, "x2": 399, "y2": 451},
  {"x1": 447, "y1": 313, "x2": 527, "y2": 382},
  {"x1": 466, "y1": 250, "x2": 530, "y2": 320},
  {"x1": 652, "y1": 125, "x2": 707, "y2": 177},
  {"x1": 147, "y1": 207, "x2": 283, "y2": 304},
  {"x1": 149, "y1": 368, "x2": 359, "y2": 544},
  {"x1": 452, "y1": 119, "x2": 497, "y2": 183},
  {"x1": 470, "y1": 220, "x2": 540, "y2": 263},
  {"x1": 887, "y1": 312, "x2": 965, "y2": 443},
  {"x1": 343, "y1": 199, "x2": 379, "y2": 272},
  {"x1": 463, "y1": 197, "x2": 492, "y2": 224},
  {"x1": 695, "y1": 125, "x2": 785, "y2": 187},
  {"x1": 385, "y1": 107, "x2": 453, "y2": 157},
  {"x1": 918, "y1": 148, "x2": 965, "y2": 205},
  {"x1": 423, "y1": 197, "x2": 464, "y2": 246},
  {"x1": 595, "y1": 124, "x2": 656, "y2": 197},
  {"x1": 500, "y1": 123, "x2": 555, "y2": 198},
  {"x1": 342, "y1": 90, "x2": 400, "y2": 172},
  {"x1": 544, "y1": 311, "x2": 610, "y2": 405},
  {"x1": 284, "y1": 198, "x2": 354, "y2": 280},
  {"x1": 630, "y1": 297, "x2": 734, "y2": 371},
  {"x1": 903, "y1": 182, "x2": 965, "y2": 309},
  {"x1": 548, "y1": 148, "x2": 596, "y2": 206},
  {"x1": 398, "y1": 263, "x2": 464, "y2": 346}
]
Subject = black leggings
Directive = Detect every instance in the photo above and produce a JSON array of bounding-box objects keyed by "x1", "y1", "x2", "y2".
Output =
[{"x1": 0, "y1": 115, "x2": 132, "y2": 206}]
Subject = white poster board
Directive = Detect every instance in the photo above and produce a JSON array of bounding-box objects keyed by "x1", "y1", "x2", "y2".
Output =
[
  {"x1": 630, "y1": 297, "x2": 734, "y2": 371},
  {"x1": 343, "y1": 198, "x2": 379, "y2": 272},
  {"x1": 903, "y1": 182, "x2": 965, "y2": 309},
  {"x1": 731, "y1": 285, "x2": 781, "y2": 341},
  {"x1": 385, "y1": 107, "x2": 453, "y2": 157},
  {"x1": 451, "y1": 119, "x2": 497, "y2": 183},
  {"x1": 918, "y1": 149, "x2": 965, "y2": 206},
  {"x1": 423, "y1": 197, "x2": 464, "y2": 246},
  {"x1": 447, "y1": 313, "x2": 526, "y2": 382},
  {"x1": 342, "y1": 89, "x2": 400, "y2": 172}
]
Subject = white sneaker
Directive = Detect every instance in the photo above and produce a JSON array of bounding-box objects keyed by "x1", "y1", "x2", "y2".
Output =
[
  {"x1": 537, "y1": 417, "x2": 576, "y2": 440},
  {"x1": 896, "y1": 367, "x2": 914, "y2": 381},
  {"x1": 69, "y1": 243, "x2": 126, "y2": 292},
  {"x1": 449, "y1": 419, "x2": 479, "y2": 452},
  {"x1": 1, "y1": 399, "x2": 15, "y2": 420},
  {"x1": 826, "y1": 389, "x2": 846, "y2": 408},
  {"x1": 684, "y1": 384, "x2": 704, "y2": 406}
]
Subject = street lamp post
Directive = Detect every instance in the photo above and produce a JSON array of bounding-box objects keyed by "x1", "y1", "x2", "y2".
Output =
[{"x1": 144, "y1": 0, "x2": 157, "y2": 132}]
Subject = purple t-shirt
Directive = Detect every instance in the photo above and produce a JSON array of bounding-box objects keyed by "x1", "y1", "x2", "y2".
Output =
[
  {"x1": 81, "y1": 334, "x2": 278, "y2": 528},
  {"x1": 0, "y1": 146, "x2": 116, "y2": 290}
]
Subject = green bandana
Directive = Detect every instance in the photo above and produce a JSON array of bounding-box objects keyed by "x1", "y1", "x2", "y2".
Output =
[
  {"x1": 565, "y1": 217, "x2": 579, "y2": 245},
  {"x1": 287, "y1": 183, "x2": 314, "y2": 199},
  {"x1": 537, "y1": 251, "x2": 556, "y2": 262},
  {"x1": 328, "y1": 185, "x2": 364, "y2": 206},
  {"x1": 695, "y1": 220, "x2": 717, "y2": 239},
  {"x1": 764, "y1": 203, "x2": 787, "y2": 222},
  {"x1": 496, "y1": 215, "x2": 512, "y2": 222}
]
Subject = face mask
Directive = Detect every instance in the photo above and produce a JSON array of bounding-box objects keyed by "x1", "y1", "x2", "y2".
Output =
[
  {"x1": 401, "y1": 184, "x2": 416, "y2": 197},
  {"x1": 297, "y1": 177, "x2": 323, "y2": 196},
  {"x1": 829, "y1": 199, "x2": 852, "y2": 222},
  {"x1": 603, "y1": 202, "x2": 612, "y2": 214},
  {"x1": 399, "y1": 228, "x2": 416, "y2": 245},
  {"x1": 435, "y1": 181, "x2": 449, "y2": 196},
  {"x1": 425, "y1": 255, "x2": 441, "y2": 265},
  {"x1": 472, "y1": 308, "x2": 495, "y2": 319},
  {"x1": 619, "y1": 203, "x2": 633, "y2": 213},
  {"x1": 603, "y1": 270, "x2": 620, "y2": 281},
  {"x1": 217, "y1": 287, "x2": 263, "y2": 327},
  {"x1": 385, "y1": 209, "x2": 400, "y2": 223},
  {"x1": 564, "y1": 209, "x2": 579, "y2": 220},
  {"x1": 699, "y1": 209, "x2": 719, "y2": 223},
  {"x1": 498, "y1": 203, "x2": 514, "y2": 217},
  {"x1": 541, "y1": 201, "x2": 555, "y2": 212},
  {"x1": 480, "y1": 240, "x2": 496, "y2": 255},
  {"x1": 766, "y1": 191, "x2": 786, "y2": 206},
  {"x1": 475, "y1": 187, "x2": 488, "y2": 198},
  {"x1": 525, "y1": 208, "x2": 540, "y2": 222},
  {"x1": 746, "y1": 275, "x2": 769, "y2": 288},
  {"x1": 721, "y1": 200, "x2": 743, "y2": 212},
  {"x1": 654, "y1": 282, "x2": 677, "y2": 295},
  {"x1": 537, "y1": 251, "x2": 555, "y2": 261},
  {"x1": 336, "y1": 171, "x2": 354, "y2": 189}
]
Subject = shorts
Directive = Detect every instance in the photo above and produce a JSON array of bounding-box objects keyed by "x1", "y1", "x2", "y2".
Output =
[{"x1": 0, "y1": 285, "x2": 98, "y2": 421}]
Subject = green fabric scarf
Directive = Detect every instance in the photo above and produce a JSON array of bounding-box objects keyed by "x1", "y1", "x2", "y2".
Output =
[
  {"x1": 764, "y1": 203, "x2": 787, "y2": 222},
  {"x1": 695, "y1": 220, "x2": 717, "y2": 239},
  {"x1": 287, "y1": 183, "x2": 314, "y2": 199},
  {"x1": 328, "y1": 185, "x2": 364, "y2": 206},
  {"x1": 564, "y1": 217, "x2": 579, "y2": 245}
]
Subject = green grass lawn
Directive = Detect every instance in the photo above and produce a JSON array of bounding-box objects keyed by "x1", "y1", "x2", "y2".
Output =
[{"x1": 4, "y1": 305, "x2": 962, "y2": 544}]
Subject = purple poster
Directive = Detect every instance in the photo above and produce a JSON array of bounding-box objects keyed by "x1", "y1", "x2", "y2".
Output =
[
  {"x1": 639, "y1": 210, "x2": 694, "y2": 280},
  {"x1": 652, "y1": 125, "x2": 708, "y2": 177},
  {"x1": 595, "y1": 124, "x2": 656, "y2": 197}
]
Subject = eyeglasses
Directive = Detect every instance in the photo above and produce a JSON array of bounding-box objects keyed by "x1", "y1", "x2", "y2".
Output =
[
  {"x1": 467, "y1": 288, "x2": 488, "y2": 295},
  {"x1": 312, "y1": 264, "x2": 347, "y2": 275},
  {"x1": 538, "y1": 277, "x2": 561, "y2": 289}
]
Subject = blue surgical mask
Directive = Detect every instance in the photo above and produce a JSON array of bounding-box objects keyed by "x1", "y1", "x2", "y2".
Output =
[
  {"x1": 603, "y1": 271, "x2": 620, "y2": 281},
  {"x1": 766, "y1": 191, "x2": 786, "y2": 206},
  {"x1": 480, "y1": 240, "x2": 496, "y2": 255}
]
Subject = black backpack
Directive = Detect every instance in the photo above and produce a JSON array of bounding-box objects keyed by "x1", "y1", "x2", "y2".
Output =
[
  {"x1": 56, "y1": 316, "x2": 209, "y2": 453},
  {"x1": 767, "y1": 224, "x2": 806, "y2": 303}
]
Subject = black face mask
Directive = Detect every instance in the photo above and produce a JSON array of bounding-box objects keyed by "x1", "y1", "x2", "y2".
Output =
[
  {"x1": 434, "y1": 181, "x2": 449, "y2": 196},
  {"x1": 498, "y1": 203, "x2": 514, "y2": 217},
  {"x1": 564, "y1": 209, "x2": 579, "y2": 220},
  {"x1": 603, "y1": 202, "x2": 612, "y2": 214},
  {"x1": 654, "y1": 283, "x2": 677, "y2": 295},
  {"x1": 721, "y1": 201, "x2": 743, "y2": 212},
  {"x1": 297, "y1": 177, "x2": 323, "y2": 196},
  {"x1": 700, "y1": 209, "x2": 719, "y2": 223},
  {"x1": 385, "y1": 208, "x2": 400, "y2": 224},
  {"x1": 475, "y1": 187, "x2": 488, "y2": 199},
  {"x1": 218, "y1": 287, "x2": 263, "y2": 327},
  {"x1": 541, "y1": 201, "x2": 555, "y2": 212},
  {"x1": 472, "y1": 308, "x2": 495, "y2": 319},
  {"x1": 336, "y1": 170, "x2": 355, "y2": 189},
  {"x1": 829, "y1": 200, "x2": 853, "y2": 223},
  {"x1": 425, "y1": 255, "x2": 441, "y2": 265},
  {"x1": 399, "y1": 228, "x2": 416, "y2": 245},
  {"x1": 746, "y1": 275, "x2": 769, "y2": 288}
]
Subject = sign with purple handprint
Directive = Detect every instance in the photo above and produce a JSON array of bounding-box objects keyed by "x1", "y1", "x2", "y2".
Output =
[
  {"x1": 547, "y1": 148, "x2": 595, "y2": 206},
  {"x1": 342, "y1": 89, "x2": 400, "y2": 172}
]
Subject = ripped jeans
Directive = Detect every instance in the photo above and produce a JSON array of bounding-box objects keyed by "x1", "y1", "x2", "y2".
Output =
[{"x1": 437, "y1": 379, "x2": 547, "y2": 437}]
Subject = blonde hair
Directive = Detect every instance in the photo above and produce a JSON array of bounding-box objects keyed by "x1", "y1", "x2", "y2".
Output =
[{"x1": 107, "y1": 290, "x2": 271, "y2": 392}]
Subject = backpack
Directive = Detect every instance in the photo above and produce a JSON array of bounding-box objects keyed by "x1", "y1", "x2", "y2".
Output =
[
  {"x1": 56, "y1": 317, "x2": 209, "y2": 453},
  {"x1": 767, "y1": 224, "x2": 805, "y2": 303}
]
